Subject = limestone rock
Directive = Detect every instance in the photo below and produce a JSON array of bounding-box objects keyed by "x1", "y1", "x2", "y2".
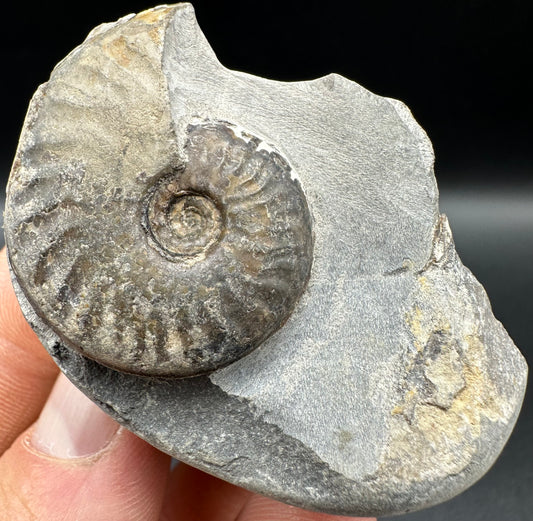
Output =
[{"x1": 4, "y1": 4, "x2": 527, "y2": 517}]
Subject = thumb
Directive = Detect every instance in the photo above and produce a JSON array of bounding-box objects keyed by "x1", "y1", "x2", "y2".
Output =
[{"x1": 0, "y1": 373, "x2": 170, "y2": 521}]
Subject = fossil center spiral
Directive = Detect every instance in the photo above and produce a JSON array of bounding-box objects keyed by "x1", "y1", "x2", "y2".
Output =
[{"x1": 146, "y1": 179, "x2": 224, "y2": 258}]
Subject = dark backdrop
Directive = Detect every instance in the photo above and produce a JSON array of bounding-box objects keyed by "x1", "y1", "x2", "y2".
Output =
[
  {"x1": 1, "y1": 0, "x2": 532, "y2": 178},
  {"x1": 0, "y1": 1, "x2": 531, "y2": 520}
]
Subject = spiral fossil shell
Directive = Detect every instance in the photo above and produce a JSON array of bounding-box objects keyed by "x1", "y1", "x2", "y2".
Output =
[
  {"x1": 4, "y1": 7, "x2": 313, "y2": 377},
  {"x1": 3, "y1": 4, "x2": 529, "y2": 516}
]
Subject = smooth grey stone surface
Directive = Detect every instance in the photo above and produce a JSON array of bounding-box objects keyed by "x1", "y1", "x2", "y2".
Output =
[{"x1": 3, "y1": 4, "x2": 528, "y2": 517}]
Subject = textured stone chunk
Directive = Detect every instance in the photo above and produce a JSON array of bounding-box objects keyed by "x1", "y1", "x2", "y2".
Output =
[{"x1": 3, "y1": 4, "x2": 527, "y2": 517}]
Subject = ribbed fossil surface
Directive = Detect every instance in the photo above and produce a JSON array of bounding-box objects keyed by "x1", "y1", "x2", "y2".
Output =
[
  {"x1": 5, "y1": 8, "x2": 312, "y2": 377},
  {"x1": 4, "y1": 4, "x2": 527, "y2": 517}
]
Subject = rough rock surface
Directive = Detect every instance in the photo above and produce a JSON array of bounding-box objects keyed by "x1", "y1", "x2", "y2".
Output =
[{"x1": 4, "y1": 4, "x2": 528, "y2": 517}]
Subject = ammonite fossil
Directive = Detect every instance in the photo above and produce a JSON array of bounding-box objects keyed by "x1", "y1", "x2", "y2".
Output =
[
  {"x1": 3, "y1": 4, "x2": 527, "y2": 518},
  {"x1": 6, "y1": 115, "x2": 312, "y2": 377},
  {"x1": 4, "y1": 10, "x2": 312, "y2": 377}
]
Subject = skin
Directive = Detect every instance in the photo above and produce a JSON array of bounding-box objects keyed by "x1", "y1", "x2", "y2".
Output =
[{"x1": 0, "y1": 247, "x2": 375, "y2": 521}]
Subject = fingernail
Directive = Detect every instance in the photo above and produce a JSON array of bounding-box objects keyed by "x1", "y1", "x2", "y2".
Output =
[{"x1": 31, "y1": 373, "x2": 119, "y2": 458}]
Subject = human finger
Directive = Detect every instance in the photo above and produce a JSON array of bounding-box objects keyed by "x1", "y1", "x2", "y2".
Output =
[
  {"x1": 160, "y1": 462, "x2": 252, "y2": 521},
  {"x1": 0, "y1": 372, "x2": 170, "y2": 520},
  {"x1": 0, "y1": 247, "x2": 59, "y2": 454},
  {"x1": 236, "y1": 494, "x2": 376, "y2": 521},
  {"x1": 160, "y1": 460, "x2": 376, "y2": 521}
]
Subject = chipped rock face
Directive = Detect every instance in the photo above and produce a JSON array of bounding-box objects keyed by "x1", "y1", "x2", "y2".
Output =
[{"x1": 3, "y1": 4, "x2": 528, "y2": 517}]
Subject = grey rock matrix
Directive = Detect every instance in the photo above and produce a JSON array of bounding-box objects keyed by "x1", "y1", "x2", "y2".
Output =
[{"x1": 3, "y1": 4, "x2": 527, "y2": 517}]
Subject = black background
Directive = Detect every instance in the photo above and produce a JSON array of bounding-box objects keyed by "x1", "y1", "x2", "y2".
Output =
[
  {"x1": 1, "y1": 0, "x2": 532, "y2": 179},
  {"x1": 0, "y1": 1, "x2": 531, "y2": 520}
]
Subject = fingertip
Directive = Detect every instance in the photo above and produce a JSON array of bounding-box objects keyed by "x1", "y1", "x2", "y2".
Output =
[
  {"x1": 0, "y1": 374, "x2": 171, "y2": 521},
  {"x1": 0, "y1": 248, "x2": 50, "y2": 361},
  {"x1": 162, "y1": 463, "x2": 252, "y2": 521},
  {"x1": 0, "y1": 248, "x2": 59, "y2": 454},
  {"x1": 237, "y1": 494, "x2": 376, "y2": 521}
]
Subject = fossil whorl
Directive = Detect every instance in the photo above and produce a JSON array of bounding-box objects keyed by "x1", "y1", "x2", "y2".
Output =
[{"x1": 4, "y1": 7, "x2": 313, "y2": 377}]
